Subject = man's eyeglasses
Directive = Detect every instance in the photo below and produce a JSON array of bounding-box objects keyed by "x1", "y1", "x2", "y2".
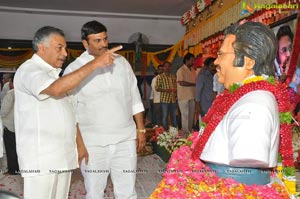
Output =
[{"x1": 216, "y1": 51, "x2": 235, "y2": 58}]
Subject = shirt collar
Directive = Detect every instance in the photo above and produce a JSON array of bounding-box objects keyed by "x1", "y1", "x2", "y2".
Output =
[
  {"x1": 32, "y1": 54, "x2": 62, "y2": 77},
  {"x1": 82, "y1": 50, "x2": 95, "y2": 61},
  {"x1": 183, "y1": 64, "x2": 192, "y2": 70}
]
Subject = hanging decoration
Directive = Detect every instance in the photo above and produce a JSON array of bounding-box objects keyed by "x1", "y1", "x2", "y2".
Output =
[
  {"x1": 0, "y1": 0, "x2": 297, "y2": 72},
  {"x1": 0, "y1": 48, "x2": 136, "y2": 70},
  {"x1": 181, "y1": 0, "x2": 214, "y2": 25},
  {"x1": 0, "y1": 48, "x2": 33, "y2": 68},
  {"x1": 146, "y1": 43, "x2": 180, "y2": 68}
]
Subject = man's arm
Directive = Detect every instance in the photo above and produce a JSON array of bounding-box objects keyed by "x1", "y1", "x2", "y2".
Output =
[
  {"x1": 177, "y1": 81, "x2": 195, "y2": 87},
  {"x1": 42, "y1": 46, "x2": 122, "y2": 97},
  {"x1": 76, "y1": 124, "x2": 89, "y2": 166},
  {"x1": 134, "y1": 112, "x2": 146, "y2": 153},
  {"x1": 177, "y1": 68, "x2": 195, "y2": 87}
]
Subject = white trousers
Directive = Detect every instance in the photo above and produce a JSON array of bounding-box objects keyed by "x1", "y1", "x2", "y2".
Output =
[
  {"x1": 81, "y1": 139, "x2": 137, "y2": 199},
  {"x1": 24, "y1": 172, "x2": 72, "y2": 199},
  {"x1": 178, "y1": 99, "x2": 195, "y2": 135}
]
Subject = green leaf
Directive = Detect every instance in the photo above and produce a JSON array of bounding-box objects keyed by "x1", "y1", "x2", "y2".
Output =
[
  {"x1": 277, "y1": 154, "x2": 282, "y2": 163},
  {"x1": 186, "y1": 140, "x2": 193, "y2": 146},
  {"x1": 229, "y1": 83, "x2": 240, "y2": 93},
  {"x1": 267, "y1": 76, "x2": 276, "y2": 84},
  {"x1": 279, "y1": 112, "x2": 292, "y2": 124},
  {"x1": 200, "y1": 121, "x2": 207, "y2": 128},
  {"x1": 283, "y1": 166, "x2": 295, "y2": 176}
]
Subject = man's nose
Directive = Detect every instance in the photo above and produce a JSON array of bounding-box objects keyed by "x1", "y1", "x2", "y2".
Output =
[{"x1": 62, "y1": 48, "x2": 68, "y2": 57}]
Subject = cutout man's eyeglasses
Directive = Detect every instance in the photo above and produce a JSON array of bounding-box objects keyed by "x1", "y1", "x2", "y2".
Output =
[{"x1": 216, "y1": 51, "x2": 235, "y2": 58}]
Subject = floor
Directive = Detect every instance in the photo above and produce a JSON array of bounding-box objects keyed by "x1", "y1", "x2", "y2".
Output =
[
  {"x1": 0, "y1": 155, "x2": 300, "y2": 198},
  {"x1": 0, "y1": 154, "x2": 166, "y2": 199}
]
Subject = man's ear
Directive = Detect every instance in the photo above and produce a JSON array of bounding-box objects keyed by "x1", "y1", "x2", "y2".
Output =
[
  {"x1": 244, "y1": 56, "x2": 255, "y2": 70},
  {"x1": 37, "y1": 43, "x2": 45, "y2": 54},
  {"x1": 82, "y1": 40, "x2": 89, "y2": 50}
]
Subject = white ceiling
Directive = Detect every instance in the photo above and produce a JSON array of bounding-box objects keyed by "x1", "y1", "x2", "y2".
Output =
[{"x1": 0, "y1": 0, "x2": 196, "y2": 20}]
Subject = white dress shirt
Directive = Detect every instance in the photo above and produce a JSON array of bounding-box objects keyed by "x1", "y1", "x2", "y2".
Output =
[
  {"x1": 151, "y1": 75, "x2": 160, "y2": 103},
  {"x1": 64, "y1": 51, "x2": 144, "y2": 147},
  {"x1": 0, "y1": 82, "x2": 10, "y2": 103},
  {"x1": 1, "y1": 89, "x2": 15, "y2": 132},
  {"x1": 201, "y1": 90, "x2": 280, "y2": 168},
  {"x1": 14, "y1": 54, "x2": 78, "y2": 177}
]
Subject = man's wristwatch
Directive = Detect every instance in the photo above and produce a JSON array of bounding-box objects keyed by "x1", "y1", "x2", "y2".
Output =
[{"x1": 137, "y1": 129, "x2": 146, "y2": 133}]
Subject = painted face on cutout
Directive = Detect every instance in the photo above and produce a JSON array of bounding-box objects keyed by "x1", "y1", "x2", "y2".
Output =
[{"x1": 214, "y1": 34, "x2": 254, "y2": 89}]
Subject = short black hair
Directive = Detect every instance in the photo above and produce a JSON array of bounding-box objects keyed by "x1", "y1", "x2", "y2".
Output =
[
  {"x1": 204, "y1": 57, "x2": 215, "y2": 67},
  {"x1": 81, "y1": 20, "x2": 107, "y2": 41},
  {"x1": 276, "y1": 25, "x2": 294, "y2": 41},
  {"x1": 183, "y1": 53, "x2": 195, "y2": 64}
]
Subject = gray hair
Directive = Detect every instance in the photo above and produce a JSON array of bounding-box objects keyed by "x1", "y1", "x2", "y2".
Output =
[
  {"x1": 32, "y1": 26, "x2": 65, "y2": 53},
  {"x1": 224, "y1": 22, "x2": 277, "y2": 76}
]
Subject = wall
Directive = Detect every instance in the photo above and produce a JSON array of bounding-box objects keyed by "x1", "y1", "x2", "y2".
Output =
[{"x1": 0, "y1": 11, "x2": 185, "y2": 45}]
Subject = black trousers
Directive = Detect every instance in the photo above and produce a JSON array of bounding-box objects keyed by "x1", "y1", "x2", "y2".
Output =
[{"x1": 3, "y1": 128, "x2": 19, "y2": 175}]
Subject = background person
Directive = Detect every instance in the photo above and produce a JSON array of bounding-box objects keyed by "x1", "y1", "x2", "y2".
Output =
[
  {"x1": 195, "y1": 57, "x2": 216, "y2": 117},
  {"x1": 0, "y1": 74, "x2": 13, "y2": 105},
  {"x1": 0, "y1": 74, "x2": 19, "y2": 175},
  {"x1": 176, "y1": 53, "x2": 196, "y2": 136},
  {"x1": 151, "y1": 64, "x2": 164, "y2": 127},
  {"x1": 156, "y1": 61, "x2": 177, "y2": 131}
]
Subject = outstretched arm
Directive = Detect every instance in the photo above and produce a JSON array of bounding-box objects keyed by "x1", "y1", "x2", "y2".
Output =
[{"x1": 42, "y1": 46, "x2": 122, "y2": 97}]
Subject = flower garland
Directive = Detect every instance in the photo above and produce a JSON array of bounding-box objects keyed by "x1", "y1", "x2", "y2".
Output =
[
  {"x1": 149, "y1": 132, "x2": 290, "y2": 199},
  {"x1": 190, "y1": 76, "x2": 295, "y2": 190}
]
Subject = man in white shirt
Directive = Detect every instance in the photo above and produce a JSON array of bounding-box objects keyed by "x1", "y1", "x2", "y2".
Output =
[
  {"x1": 0, "y1": 74, "x2": 13, "y2": 105},
  {"x1": 64, "y1": 20, "x2": 145, "y2": 199},
  {"x1": 151, "y1": 65, "x2": 164, "y2": 126},
  {"x1": 14, "y1": 26, "x2": 121, "y2": 199},
  {"x1": 0, "y1": 75, "x2": 19, "y2": 175}
]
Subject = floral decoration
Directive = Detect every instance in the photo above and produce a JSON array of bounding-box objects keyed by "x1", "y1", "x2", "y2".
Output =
[
  {"x1": 191, "y1": 75, "x2": 296, "y2": 194},
  {"x1": 150, "y1": 126, "x2": 165, "y2": 143},
  {"x1": 150, "y1": 75, "x2": 297, "y2": 198},
  {"x1": 149, "y1": 132, "x2": 290, "y2": 199},
  {"x1": 156, "y1": 127, "x2": 190, "y2": 153}
]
